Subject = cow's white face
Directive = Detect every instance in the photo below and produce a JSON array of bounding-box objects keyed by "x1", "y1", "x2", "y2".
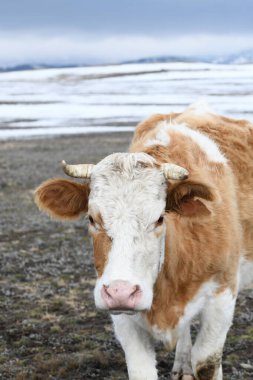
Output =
[{"x1": 88, "y1": 153, "x2": 167, "y2": 313}]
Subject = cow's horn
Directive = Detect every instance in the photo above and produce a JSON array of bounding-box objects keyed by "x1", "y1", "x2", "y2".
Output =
[
  {"x1": 161, "y1": 163, "x2": 189, "y2": 180},
  {"x1": 62, "y1": 160, "x2": 94, "y2": 179}
]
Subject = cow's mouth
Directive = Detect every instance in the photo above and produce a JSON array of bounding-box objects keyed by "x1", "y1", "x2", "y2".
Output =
[{"x1": 109, "y1": 308, "x2": 140, "y2": 315}]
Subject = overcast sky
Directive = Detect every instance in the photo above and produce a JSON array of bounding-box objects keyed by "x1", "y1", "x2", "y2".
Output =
[{"x1": 1, "y1": 0, "x2": 253, "y2": 65}]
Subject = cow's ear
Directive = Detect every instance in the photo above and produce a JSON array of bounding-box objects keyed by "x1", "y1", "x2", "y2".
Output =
[
  {"x1": 166, "y1": 182, "x2": 215, "y2": 218},
  {"x1": 35, "y1": 179, "x2": 90, "y2": 220}
]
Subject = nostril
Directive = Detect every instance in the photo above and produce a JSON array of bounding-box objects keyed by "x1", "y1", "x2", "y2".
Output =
[
  {"x1": 103, "y1": 285, "x2": 112, "y2": 299},
  {"x1": 130, "y1": 285, "x2": 141, "y2": 298}
]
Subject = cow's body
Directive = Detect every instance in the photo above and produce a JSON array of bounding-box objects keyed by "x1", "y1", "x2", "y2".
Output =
[
  {"x1": 117, "y1": 104, "x2": 253, "y2": 379},
  {"x1": 35, "y1": 103, "x2": 253, "y2": 380}
]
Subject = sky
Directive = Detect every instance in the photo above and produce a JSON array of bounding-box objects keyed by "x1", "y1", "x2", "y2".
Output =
[{"x1": 0, "y1": 0, "x2": 253, "y2": 66}]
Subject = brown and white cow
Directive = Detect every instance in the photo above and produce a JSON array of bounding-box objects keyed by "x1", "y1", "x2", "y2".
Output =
[{"x1": 35, "y1": 103, "x2": 253, "y2": 380}]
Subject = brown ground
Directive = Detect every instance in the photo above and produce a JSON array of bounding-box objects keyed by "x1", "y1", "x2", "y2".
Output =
[{"x1": 0, "y1": 133, "x2": 252, "y2": 380}]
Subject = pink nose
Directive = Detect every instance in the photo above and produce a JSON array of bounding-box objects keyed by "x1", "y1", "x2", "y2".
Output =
[{"x1": 101, "y1": 280, "x2": 142, "y2": 310}]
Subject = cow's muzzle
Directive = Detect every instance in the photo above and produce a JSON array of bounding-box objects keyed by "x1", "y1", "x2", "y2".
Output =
[{"x1": 101, "y1": 280, "x2": 142, "y2": 313}]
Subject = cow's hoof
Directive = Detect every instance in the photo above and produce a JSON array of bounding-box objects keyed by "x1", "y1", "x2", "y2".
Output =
[{"x1": 171, "y1": 372, "x2": 195, "y2": 380}]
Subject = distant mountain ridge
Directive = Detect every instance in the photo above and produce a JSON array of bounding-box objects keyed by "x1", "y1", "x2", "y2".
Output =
[
  {"x1": 0, "y1": 63, "x2": 86, "y2": 73},
  {"x1": 212, "y1": 49, "x2": 253, "y2": 64},
  {"x1": 1, "y1": 50, "x2": 253, "y2": 72},
  {"x1": 124, "y1": 50, "x2": 253, "y2": 65}
]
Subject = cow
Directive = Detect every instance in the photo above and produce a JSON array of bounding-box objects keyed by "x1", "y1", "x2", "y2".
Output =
[{"x1": 35, "y1": 102, "x2": 253, "y2": 380}]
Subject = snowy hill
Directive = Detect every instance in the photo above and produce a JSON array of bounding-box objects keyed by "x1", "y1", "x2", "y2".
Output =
[{"x1": 0, "y1": 61, "x2": 252, "y2": 139}]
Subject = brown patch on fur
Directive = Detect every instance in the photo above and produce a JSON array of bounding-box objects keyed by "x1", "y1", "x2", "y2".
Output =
[
  {"x1": 130, "y1": 113, "x2": 179, "y2": 152},
  {"x1": 196, "y1": 353, "x2": 222, "y2": 380},
  {"x1": 167, "y1": 181, "x2": 215, "y2": 217},
  {"x1": 197, "y1": 364, "x2": 215, "y2": 380},
  {"x1": 35, "y1": 178, "x2": 90, "y2": 220},
  {"x1": 92, "y1": 230, "x2": 112, "y2": 277},
  {"x1": 177, "y1": 199, "x2": 210, "y2": 217}
]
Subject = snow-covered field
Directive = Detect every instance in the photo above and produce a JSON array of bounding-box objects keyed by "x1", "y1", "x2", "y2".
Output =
[{"x1": 0, "y1": 62, "x2": 253, "y2": 139}]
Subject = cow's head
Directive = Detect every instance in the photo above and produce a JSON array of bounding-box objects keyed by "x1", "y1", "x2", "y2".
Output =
[{"x1": 35, "y1": 153, "x2": 213, "y2": 314}]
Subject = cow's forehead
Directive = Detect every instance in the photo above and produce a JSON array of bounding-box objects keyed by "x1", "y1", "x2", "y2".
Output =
[{"x1": 88, "y1": 153, "x2": 167, "y2": 225}]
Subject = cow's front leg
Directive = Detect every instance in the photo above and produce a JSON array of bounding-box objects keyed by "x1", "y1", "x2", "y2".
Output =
[
  {"x1": 171, "y1": 325, "x2": 194, "y2": 380},
  {"x1": 112, "y1": 314, "x2": 157, "y2": 380},
  {"x1": 191, "y1": 288, "x2": 236, "y2": 380}
]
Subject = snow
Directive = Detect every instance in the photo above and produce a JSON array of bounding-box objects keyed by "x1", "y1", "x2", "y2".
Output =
[{"x1": 0, "y1": 62, "x2": 252, "y2": 139}]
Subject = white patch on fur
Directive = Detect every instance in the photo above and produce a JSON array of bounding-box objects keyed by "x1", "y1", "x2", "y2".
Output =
[
  {"x1": 158, "y1": 233, "x2": 166, "y2": 272},
  {"x1": 145, "y1": 127, "x2": 171, "y2": 147},
  {"x1": 172, "y1": 324, "x2": 193, "y2": 376},
  {"x1": 90, "y1": 153, "x2": 167, "y2": 311},
  {"x1": 239, "y1": 256, "x2": 253, "y2": 290},
  {"x1": 179, "y1": 281, "x2": 219, "y2": 328},
  {"x1": 157, "y1": 121, "x2": 227, "y2": 164},
  {"x1": 191, "y1": 288, "x2": 236, "y2": 377},
  {"x1": 186, "y1": 99, "x2": 214, "y2": 115},
  {"x1": 112, "y1": 314, "x2": 158, "y2": 380},
  {"x1": 143, "y1": 104, "x2": 226, "y2": 163},
  {"x1": 217, "y1": 366, "x2": 223, "y2": 380}
]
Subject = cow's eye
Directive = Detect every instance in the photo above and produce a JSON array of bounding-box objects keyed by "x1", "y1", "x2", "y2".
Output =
[
  {"x1": 88, "y1": 215, "x2": 94, "y2": 224},
  {"x1": 156, "y1": 216, "x2": 164, "y2": 225}
]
